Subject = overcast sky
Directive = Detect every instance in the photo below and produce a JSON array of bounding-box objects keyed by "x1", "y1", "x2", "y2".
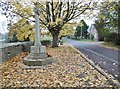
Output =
[{"x1": 0, "y1": 15, "x2": 8, "y2": 34}]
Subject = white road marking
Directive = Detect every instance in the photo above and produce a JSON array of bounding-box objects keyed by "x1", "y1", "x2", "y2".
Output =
[
  {"x1": 112, "y1": 69, "x2": 114, "y2": 71},
  {"x1": 83, "y1": 48, "x2": 119, "y2": 65}
]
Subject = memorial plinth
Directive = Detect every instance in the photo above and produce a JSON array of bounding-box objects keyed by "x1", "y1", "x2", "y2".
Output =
[
  {"x1": 23, "y1": 46, "x2": 53, "y2": 66},
  {"x1": 23, "y1": 2, "x2": 53, "y2": 66}
]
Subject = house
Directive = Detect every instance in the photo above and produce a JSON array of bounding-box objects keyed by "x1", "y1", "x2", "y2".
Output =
[{"x1": 87, "y1": 24, "x2": 98, "y2": 41}]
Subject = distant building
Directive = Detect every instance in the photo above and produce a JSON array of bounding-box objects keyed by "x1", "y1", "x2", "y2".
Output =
[{"x1": 87, "y1": 24, "x2": 98, "y2": 41}]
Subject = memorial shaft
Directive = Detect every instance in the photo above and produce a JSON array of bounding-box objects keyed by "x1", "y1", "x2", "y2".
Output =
[{"x1": 35, "y1": 3, "x2": 41, "y2": 46}]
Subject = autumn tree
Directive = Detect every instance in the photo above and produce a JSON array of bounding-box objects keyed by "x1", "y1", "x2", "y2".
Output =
[
  {"x1": 59, "y1": 23, "x2": 75, "y2": 39},
  {"x1": 9, "y1": 18, "x2": 35, "y2": 42},
  {"x1": 36, "y1": 1, "x2": 93, "y2": 47}
]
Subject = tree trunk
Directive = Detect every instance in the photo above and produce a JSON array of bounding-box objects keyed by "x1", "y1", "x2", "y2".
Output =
[{"x1": 52, "y1": 34, "x2": 59, "y2": 47}]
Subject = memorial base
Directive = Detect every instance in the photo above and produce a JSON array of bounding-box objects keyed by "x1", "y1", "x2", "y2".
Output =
[
  {"x1": 23, "y1": 46, "x2": 53, "y2": 66},
  {"x1": 23, "y1": 57, "x2": 53, "y2": 66}
]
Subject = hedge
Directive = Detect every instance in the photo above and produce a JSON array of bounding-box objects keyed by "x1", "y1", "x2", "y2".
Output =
[{"x1": 105, "y1": 33, "x2": 120, "y2": 45}]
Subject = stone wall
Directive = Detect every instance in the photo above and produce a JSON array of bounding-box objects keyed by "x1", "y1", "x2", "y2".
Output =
[{"x1": 0, "y1": 42, "x2": 33, "y2": 63}]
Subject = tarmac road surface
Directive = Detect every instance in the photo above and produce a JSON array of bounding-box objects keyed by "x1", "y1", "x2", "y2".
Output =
[{"x1": 63, "y1": 37, "x2": 120, "y2": 81}]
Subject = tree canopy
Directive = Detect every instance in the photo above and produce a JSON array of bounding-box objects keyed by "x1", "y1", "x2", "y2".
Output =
[
  {"x1": 74, "y1": 20, "x2": 88, "y2": 39},
  {"x1": 59, "y1": 23, "x2": 75, "y2": 39},
  {"x1": 8, "y1": 0, "x2": 96, "y2": 47},
  {"x1": 94, "y1": 2, "x2": 119, "y2": 41}
]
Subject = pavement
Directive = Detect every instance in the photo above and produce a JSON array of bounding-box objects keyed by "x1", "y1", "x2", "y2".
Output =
[{"x1": 62, "y1": 37, "x2": 120, "y2": 81}]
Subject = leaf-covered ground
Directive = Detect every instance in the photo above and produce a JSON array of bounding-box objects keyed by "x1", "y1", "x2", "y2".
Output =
[{"x1": 0, "y1": 45, "x2": 115, "y2": 88}]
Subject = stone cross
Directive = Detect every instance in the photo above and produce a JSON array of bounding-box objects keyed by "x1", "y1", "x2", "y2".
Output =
[
  {"x1": 34, "y1": 2, "x2": 41, "y2": 46},
  {"x1": 23, "y1": 2, "x2": 53, "y2": 66}
]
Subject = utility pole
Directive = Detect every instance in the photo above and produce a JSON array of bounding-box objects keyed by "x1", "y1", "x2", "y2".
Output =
[{"x1": 81, "y1": 26, "x2": 82, "y2": 39}]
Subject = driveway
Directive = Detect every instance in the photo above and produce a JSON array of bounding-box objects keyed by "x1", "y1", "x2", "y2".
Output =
[{"x1": 62, "y1": 37, "x2": 120, "y2": 81}]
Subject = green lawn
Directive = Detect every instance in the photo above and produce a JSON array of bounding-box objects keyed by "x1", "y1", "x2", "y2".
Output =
[
  {"x1": 71, "y1": 38, "x2": 94, "y2": 42},
  {"x1": 40, "y1": 36, "x2": 52, "y2": 41}
]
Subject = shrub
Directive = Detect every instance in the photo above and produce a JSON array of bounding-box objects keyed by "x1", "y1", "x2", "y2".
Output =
[
  {"x1": 105, "y1": 33, "x2": 120, "y2": 45},
  {"x1": 113, "y1": 34, "x2": 120, "y2": 45},
  {"x1": 105, "y1": 33, "x2": 116, "y2": 42},
  {"x1": 98, "y1": 35, "x2": 105, "y2": 41},
  {"x1": 41, "y1": 40, "x2": 51, "y2": 46}
]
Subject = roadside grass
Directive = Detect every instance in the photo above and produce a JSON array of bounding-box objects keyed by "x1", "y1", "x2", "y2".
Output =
[
  {"x1": 70, "y1": 38, "x2": 94, "y2": 42},
  {"x1": 78, "y1": 39, "x2": 94, "y2": 42},
  {"x1": 67, "y1": 36, "x2": 94, "y2": 42},
  {"x1": 102, "y1": 42, "x2": 120, "y2": 50}
]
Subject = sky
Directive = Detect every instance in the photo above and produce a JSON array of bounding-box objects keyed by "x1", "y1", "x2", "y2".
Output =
[
  {"x1": 70, "y1": 11, "x2": 98, "y2": 26},
  {"x1": 0, "y1": 14, "x2": 96, "y2": 35},
  {"x1": 0, "y1": 14, "x2": 8, "y2": 34}
]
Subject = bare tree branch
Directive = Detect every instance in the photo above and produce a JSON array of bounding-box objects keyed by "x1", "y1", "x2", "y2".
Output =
[
  {"x1": 63, "y1": 1, "x2": 70, "y2": 21},
  {"x1": 50, "y1": 0, "x2": 55, "y2": 22}
]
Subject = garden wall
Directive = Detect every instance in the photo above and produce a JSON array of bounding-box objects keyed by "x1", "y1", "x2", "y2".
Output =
[{"x1": 0, "y1": 42, "x2": 33, "y2": 63}]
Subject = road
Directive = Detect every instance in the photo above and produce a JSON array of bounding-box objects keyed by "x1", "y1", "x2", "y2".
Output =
[{"x1": 63, "y1": 37, "x2": 120, "y2": 81}]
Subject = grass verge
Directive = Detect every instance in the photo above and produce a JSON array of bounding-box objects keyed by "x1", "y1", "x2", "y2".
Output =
[{"x1": 101, "y1": 42, "x2": 120, "y2": 51}]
